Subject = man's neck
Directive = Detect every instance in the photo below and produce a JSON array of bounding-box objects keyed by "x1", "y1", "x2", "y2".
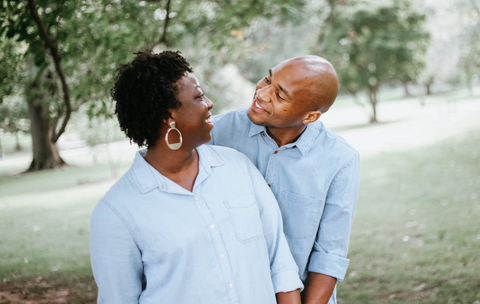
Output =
[{"x1": 266, "y1": 125, "x2": 307, "y2": 147}]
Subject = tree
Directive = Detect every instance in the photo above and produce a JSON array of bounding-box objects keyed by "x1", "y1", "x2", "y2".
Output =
[
  {"x1": 319, "y1": 0, "x2": 429, "y2": 123},
  {"x1": 1, "y1": 0, "x2": 305, "y2": 171},
  {"x1": 455, "y1": 0, "x2": 480, "y2": 96}
]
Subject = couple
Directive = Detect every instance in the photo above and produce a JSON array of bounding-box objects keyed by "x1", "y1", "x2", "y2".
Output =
[{"x1": 90, "y1": 51, "x2": 360, "y2": 304}]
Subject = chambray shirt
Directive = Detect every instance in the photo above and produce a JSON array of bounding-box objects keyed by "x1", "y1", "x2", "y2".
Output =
[
  {"x1": 90, "y1": 145, "x2": 303, "y2": 304},
  {"x1": 211, "y1": 109, "x2": 360, "y2": 304}
]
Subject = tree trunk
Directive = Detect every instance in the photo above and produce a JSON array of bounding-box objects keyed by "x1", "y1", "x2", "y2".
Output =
[
  {"x1": 403, "y1": 82, "x2": 412, "y2": 98},
  {"x1": 418, "y1": 83, "x2": 426, "y2": 107},
  {"x1": 368, "y1": 86, "x2": 378, "y2": 123},
  {"x1": 15, "y1": 132, "x2": 22, "y2": 151},
  {"x1": 25, "y1": 85, "x2": 65, "y2": 171},
  {"x1": 426, "y1": 82, "x2": 432, "y2": 95}
]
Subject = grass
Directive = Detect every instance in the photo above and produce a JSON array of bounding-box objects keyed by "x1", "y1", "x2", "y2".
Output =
[
  {"x1": 0, "y1": 162, "x2": 131, "y2": 283},
  {"x1": 0, "y1": 128, "x2": 479, "y2": 303},
  {"x1": 338, "y1": 130, "x2": 480, "y2": 303}
]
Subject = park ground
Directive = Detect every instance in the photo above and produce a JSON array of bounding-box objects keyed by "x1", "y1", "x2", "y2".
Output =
[{"x1": 0, "y1": 87, "x2": 479, "y2": 303}]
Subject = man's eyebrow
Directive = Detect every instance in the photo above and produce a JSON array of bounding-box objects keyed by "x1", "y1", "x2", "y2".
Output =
[{"x1": 269, "y1": 69, "x2": 291, "y2": 100}]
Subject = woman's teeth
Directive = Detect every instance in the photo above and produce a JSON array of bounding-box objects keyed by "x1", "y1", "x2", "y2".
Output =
[{"x1": 255, "y1": 101, "x2": 264, "y2": 109}]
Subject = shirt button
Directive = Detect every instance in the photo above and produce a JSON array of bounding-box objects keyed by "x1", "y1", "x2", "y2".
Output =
[
  {"x1": 293, "y1": 145, "x2": 297, "y2": 149},
  {"x1": 274, "y1": 151, "x2": 278, "y2": 154},
  {"x1": 219, "y1": 253, "x2": 225, "y2": 259},
  {"x1": 229, "y1": 283, "x2": 234, "y2": 289},
  {"x1": 268, "y1": 184, "x2": 271, "y2": 187},
  {"x1": 194, "y1": 196, "x2": 199, "y2": 201},
  {"x1": 210, "y1": 224, "x2": 216, "y2": 230}
]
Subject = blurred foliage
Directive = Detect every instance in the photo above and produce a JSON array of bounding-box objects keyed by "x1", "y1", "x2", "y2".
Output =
[
  {"x1": 318, "y1": 0, "x2": 429, "y2": 122},
  {"x1": 0, "y1": 0, "x2": 306, "y2": 169},
  {"x1": 0, "y1": 95, "x2": 29, "y2": 135},
  {"x1": 455, "y1": 0, "x2": 480, "y2": 96}
]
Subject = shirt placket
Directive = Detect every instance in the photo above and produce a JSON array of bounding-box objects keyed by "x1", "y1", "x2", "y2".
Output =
[
  {"x1": 265, "y1": 148, "x2": 281, "y2": 191},
  {"x1": 191, "y1": 193, "x2": 240, "y2": 304}
]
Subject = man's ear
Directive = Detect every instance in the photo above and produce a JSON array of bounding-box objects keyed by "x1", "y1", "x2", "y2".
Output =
[{"x1": 302, "y1": 110, "x2": 322, "y2": 125}]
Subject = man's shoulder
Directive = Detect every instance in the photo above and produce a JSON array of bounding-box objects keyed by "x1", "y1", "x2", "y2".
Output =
[
  {"x1": 210, "y1": 108, "x2": 253, "y2": 146},
  {"x1": 213, "y1": 108, "x2": 250, "y2": 127},
  {"x1": 316, "y1": 122, "x2": 359, "y2": 160}
]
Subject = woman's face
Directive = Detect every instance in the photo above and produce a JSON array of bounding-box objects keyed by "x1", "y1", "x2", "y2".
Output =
[{"x1": 170, "y1": 72, "x2": 214, "y2": 149}]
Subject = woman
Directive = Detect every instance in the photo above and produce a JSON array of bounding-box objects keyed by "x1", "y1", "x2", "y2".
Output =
[{"x1": 90, "y1": 51, "x2": 302, "y2": 304}]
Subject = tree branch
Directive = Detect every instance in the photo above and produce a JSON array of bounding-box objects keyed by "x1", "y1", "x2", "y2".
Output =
[
  {"x1": 27, "y1": 0, "x2": 72, "y2": 143},
  {"x1": 159, "y1": 0, "x2": 172, "y2": 46}
]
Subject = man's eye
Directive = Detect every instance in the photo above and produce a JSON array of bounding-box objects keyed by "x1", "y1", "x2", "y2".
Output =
[
  {"x1": 276, "y1": 92, "x2": 285, "y2": 101},
  {"x1": 197, "y1": 93, "x2": 205, "y2": 99},
  {"x1": 264, "y1": 77, "x2": 271, "y2": 84}
]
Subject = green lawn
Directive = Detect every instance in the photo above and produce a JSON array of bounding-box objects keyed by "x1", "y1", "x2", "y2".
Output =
[
  {"x1": 339, "y1": 131, "x2": 480, "y2": 303},
  {"x1": 0, "y1": 129, "x2": 479, "y2": 303}
]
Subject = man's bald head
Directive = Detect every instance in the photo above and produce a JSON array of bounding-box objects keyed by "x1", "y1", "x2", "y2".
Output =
[
  {"x1": 248, "y1": 55, "x2": 339, "y2": 133},
  {"x1": 279, "y1": 55, "x2": 339, "y2": 113}
]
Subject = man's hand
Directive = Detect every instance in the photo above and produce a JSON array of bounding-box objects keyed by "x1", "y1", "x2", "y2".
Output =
[
  {"x1": 301, "y1": 273, "x2": 337, "y2": 304},
  {"x1": 276, "y1": 289, "x2": 301, "y2": 304}
]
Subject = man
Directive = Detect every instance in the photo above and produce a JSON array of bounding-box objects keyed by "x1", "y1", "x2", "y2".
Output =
[{"x1": 210, "y1": 56, "x2": 360, "y2": 304}]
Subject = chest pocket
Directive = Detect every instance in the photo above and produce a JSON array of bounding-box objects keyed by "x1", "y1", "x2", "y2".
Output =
[
  {"x1": 278, "y1": 190, "x2": 322, "y2": 239},
  {"x1": 224, "y1": 194, "x2": 264, "y2": 243}
]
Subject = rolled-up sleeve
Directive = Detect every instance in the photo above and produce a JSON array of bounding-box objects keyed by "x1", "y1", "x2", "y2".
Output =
[
  {"x1": 245, "y1": 156, "x2": 304, "y2": 293},
  {"x1": 308, "y1": 152, "x2": 360, "y2": 282},
  {"x1": 90, "y1": 199, "x2": 144, "y2": 303}
]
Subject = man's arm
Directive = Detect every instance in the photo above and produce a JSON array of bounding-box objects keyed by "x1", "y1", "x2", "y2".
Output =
[
  {"x1": 277, "y1": 289, "x2": 302, "y2": 304},
  {"x1": 302, "y1": 273, "x2": 337, "y2": 304},
  {"x1": 304, "y1": 153, "x2": 360, "y2": 303}
]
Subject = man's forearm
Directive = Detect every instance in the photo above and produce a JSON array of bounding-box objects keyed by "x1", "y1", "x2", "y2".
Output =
[
  {"x1": 276, "y1": 289, "x2": 301, "y2": 304},
  {"x1": 302, "y1": 273, "x2": 337, "y2": 304}
]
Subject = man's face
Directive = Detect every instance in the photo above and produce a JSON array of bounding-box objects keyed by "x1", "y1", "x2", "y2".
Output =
[{"x1": 247, "y1": 59, "x2": 320, "y2": 129}]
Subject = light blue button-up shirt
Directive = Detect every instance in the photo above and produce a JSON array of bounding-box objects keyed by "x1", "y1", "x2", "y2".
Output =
[
  {"x1": 211, "y1": 109, "x2": 360, "y2": 304},
  {"x1": 90, "y1": 145, "x2": 303, "y2": 304}
]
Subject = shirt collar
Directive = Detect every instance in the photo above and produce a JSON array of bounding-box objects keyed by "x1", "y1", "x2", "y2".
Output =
[
  {"x1": 248, "y1": 119, "x2": 323, "y2": 156},
  {"x1": 131, "y1": 146, "x2": 224, "y2": 195}
]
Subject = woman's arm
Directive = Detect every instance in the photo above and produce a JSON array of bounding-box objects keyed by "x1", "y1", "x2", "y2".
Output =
[
  {"x1": 90, "y1": 199, "x2": 144, "y2": 303},
  {"x1": 243, "y1": 156, "x2": 304, "y2": 295}
]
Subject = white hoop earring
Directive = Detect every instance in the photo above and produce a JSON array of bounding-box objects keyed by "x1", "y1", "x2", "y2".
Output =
[{"x1": 165, "y1": 122, "x2": 183, "y2": 150}]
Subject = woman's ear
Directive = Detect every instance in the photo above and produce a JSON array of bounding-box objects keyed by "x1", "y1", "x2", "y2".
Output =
[{"x1": 302, "y1": 111, "x2": 322, "y2": 125}]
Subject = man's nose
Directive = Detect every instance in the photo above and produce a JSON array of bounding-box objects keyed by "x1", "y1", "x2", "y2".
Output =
[{"x1": 256, "y1": 86, "x2": 272, "y2": 103}]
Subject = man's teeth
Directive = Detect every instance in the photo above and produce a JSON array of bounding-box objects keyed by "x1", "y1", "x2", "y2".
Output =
[
  {"x1": 255, "y1": 101, "x2": 264, "y2": 109},
  {"x1": 206, "y1": 117, "x2": 212, "y2": 123}
]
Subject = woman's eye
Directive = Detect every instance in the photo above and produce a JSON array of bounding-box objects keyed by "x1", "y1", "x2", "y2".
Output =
[
  {"x1": 276, "y1": 92, "x2": 285, "y2": 101},
  {"x1": 264, "y1": 77, "x2": 271, "y2": 84}
]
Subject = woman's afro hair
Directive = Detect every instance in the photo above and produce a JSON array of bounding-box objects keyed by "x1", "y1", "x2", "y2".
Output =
[{"x1": 111, "y1": 50, "x2": 193, "y2": 148}]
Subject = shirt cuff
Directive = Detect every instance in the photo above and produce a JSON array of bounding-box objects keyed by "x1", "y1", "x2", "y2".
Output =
[
  {"x1": 272, "y1": 269, "x2": 304, "y2": 293},
  {"x1": 308, "y1": 251, "x2": 350, "y2": 282}
]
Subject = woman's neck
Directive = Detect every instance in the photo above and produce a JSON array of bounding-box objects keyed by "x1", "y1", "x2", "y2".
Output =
[{"x1": 144, "y1": 145, "x2": 199, "y2": 192}]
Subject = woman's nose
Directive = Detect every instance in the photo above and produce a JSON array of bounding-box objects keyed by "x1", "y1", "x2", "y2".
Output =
[{"x1": 206, "y1": 96, "x2": 214, "y2": 110}]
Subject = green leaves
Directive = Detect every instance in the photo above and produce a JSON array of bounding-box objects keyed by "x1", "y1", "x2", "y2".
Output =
[{"x1": 320, "y1": 0, "x2": 429, "y2": 92}]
